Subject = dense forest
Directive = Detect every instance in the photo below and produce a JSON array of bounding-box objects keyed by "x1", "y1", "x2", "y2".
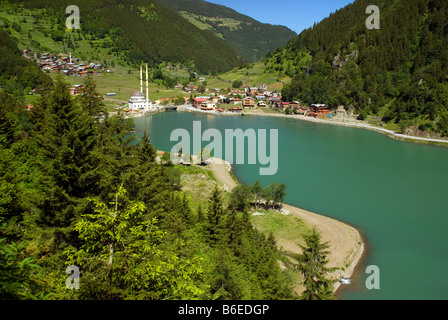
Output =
[
  {"x1": 8, "y1": 0, "x2": 244, "y2": 74},
  {"x1": 155, "y1": 0, "x2": 297, "y2": 62},
  {"x1": 268, "y1": 0, "x2": 448, "y2": 136}
]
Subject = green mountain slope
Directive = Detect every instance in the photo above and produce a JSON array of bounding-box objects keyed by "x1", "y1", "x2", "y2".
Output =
[
  {"x1": 155, "y1": 0, "x2": 297, "y2": 62},
  {"x1": 5, "y1": 0, "x2": 244, "y2": 73},
  {"x1": 0, "y1": 27, "x2": 52, "y2": 97},
  {"x1": 268, "y1": 0, "x2": 448, "y2": 135}
]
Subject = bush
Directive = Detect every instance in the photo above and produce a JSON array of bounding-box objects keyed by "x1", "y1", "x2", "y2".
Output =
[{"x1": 357, "y1": 110, "x2": 368, "y2": 121}]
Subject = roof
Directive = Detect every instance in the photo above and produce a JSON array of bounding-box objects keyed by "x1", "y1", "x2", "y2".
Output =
[{"x1": 130, "y1": 91, "x2": 145, "y2": 98}]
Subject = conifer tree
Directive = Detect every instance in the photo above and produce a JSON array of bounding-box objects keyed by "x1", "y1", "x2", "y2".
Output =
[
  {"x1": 77, "y1": 75, "x2": 107, "y2": 119},
  {"x1": 37, "y1": 74, "x2": 98, "y2": 227},
  {"x1": 295, "y1": 228, "x2": 338, "y2": 300},
  {"x1": 205, "y1": 186, "x2": 225, "y2": 246}
]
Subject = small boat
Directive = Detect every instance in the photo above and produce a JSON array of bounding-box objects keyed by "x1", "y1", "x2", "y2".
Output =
[{"x1": 340, "y1": 278, "x2": 351, "y2": 285}]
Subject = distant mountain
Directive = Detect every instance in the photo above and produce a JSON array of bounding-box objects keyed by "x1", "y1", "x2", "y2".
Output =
[
  {"x1": 154, "y1": 0, "x2": 297, "y2": 62},
  {"x1": 268, "y1": 0, "x2": 448, "y2": 136},
  {"x1": 7, "y1": 0, "x2": 244, "y2": 74}
]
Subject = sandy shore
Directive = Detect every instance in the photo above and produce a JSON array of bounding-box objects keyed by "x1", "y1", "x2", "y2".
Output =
[{"x1": 208, "y1": 157, "x2": 365, "y2": 293}]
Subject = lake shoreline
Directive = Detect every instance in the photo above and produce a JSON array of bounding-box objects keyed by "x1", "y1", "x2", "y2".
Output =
[
  {"x1": 207, "y1": 157, "x2": 365, "y2": 295},
  {"x1": 113, "y1": 104, "x2": 448, "y2": 146},
  {"x1": 174, "y1": 105, "x2": 448, "y2": 146}
]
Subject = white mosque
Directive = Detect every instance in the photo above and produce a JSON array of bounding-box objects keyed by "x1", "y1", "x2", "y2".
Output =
[{"x1": 128, "y1": 63, "x2": 154, "y2": 111}]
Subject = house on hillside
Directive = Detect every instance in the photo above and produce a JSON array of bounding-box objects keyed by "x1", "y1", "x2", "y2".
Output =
[
  {"x1": 289, "y1": 101, "x2": 300, "y2": 109},
  {"x1": 295, "y1": 107, "x2": 309, "y2": 116},
  {"x1": 248, "y1": 87, "x2": 258, "y2": 96},
  {"x1": 201, "y1": 101, "x2": 216, "y2": 111},
  {"x1": 184, "y1": 84, "x2": 197, "y2": 93},
  {"x1": 229, "y1": 107, "x2": 243, "y2": 113},
  {"x1": 193, "y1": 98, "x2": 208, "y2": 109},
  {"x1": 269, "y1": 97, "x2": 283, "y2": 109},
  {"x1": 242, "y1": 97, "x2": 256, "y2": 108},
  {"x1": 309, "y1": 104, "x2": 330, "y2": 118},
  {"x1": 257, "y1": 101, "x2": 267, "y2": 108}
]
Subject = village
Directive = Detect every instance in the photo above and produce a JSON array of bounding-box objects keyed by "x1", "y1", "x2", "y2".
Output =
[
  {"x1": 22, "y1": 49, "x2": 112, "y2": 77},
  {"x1": 160, "y1": 83, "x2": 350, "y2": 121},
  {"x1": 20, "y1": 49, "x2": 350, "y2": 121}
]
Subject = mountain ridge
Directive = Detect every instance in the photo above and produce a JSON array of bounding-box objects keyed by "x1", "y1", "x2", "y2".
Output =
[{"x1": 154, "y1": 0, "x2": 297, "y2": 62}]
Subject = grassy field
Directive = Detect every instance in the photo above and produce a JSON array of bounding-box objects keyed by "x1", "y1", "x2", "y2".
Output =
[
  {"x1": 206, "y1": 62, "x2": 291, "y2": 91},
  {"x1": 251, "y1": 210, "x2": 309, "y2": 253},
  {"x1": 48, "y1": 66, "x2": 190, "y2": 111}
]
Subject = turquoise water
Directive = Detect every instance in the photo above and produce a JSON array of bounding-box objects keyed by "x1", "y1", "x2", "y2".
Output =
[{"x1": 134, "y1": 111, "x2": 448, "y2": 300}]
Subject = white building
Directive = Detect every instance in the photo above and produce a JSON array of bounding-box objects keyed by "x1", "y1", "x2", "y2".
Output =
[
  {"x1": 128, "y1": 63, "x2": 154, "y2": 111},
  {"x1": 129, "y1": 91, "x2": 149, "y2": 111}
]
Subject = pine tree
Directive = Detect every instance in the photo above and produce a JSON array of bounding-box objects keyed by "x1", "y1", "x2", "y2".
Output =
[
  {"x1": 76, "y1": 75, "x2": 107, "y2": 119},
  {"x1": 205, "y1": 186, "x2": 225, "y2": 246},
  {"x1": 197, "y1": 203, "x2": 205, "y2": 223},
  {"x1": 94, "y1": 113, "x2": 137, "y2": 201},
  {"x1": 295, "y1": 228, "x2": 338, "y2": 300},
  {"x1": 36, "y1": 74, "x2": 98, "y2": 227}
]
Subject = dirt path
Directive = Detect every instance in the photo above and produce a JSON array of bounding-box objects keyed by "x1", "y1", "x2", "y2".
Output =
[
  {"x1": 208, "y1": 158, "x2": 364, "y2": 288},
  {"x1": 208, "y1": 158, "x2": 237, "y2": 191}
]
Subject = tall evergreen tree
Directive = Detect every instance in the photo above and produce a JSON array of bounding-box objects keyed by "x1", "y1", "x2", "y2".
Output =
[
  {"x1": 205, "y1": 186, "x2": 225, "y2": 246},
  {"x1": 295, "y1": 228, "x2": 337, "y2": 300},
  {"x1": 36, "y1": 74, "x2": 98, "y2": 227},
  {"x1": 76, "y1": 75, "x2": 107, "y2": 119}
]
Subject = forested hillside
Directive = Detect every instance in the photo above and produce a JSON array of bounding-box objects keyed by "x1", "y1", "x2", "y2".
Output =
[
  {"x1": 269, "y1": 0, "x2": 448, "y2": 135},
  {"x1": 0, "y1": 28, "x2": 52, "y2": 98},
  {"x1": 5, "y1": 0, "x2": 244, "y2": 73},
  {"x1": 155, "y1": 0, "x2": 297, "y2": 62}
]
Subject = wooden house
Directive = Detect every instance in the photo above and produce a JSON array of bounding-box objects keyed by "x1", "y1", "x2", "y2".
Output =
[{"x1": 242, "y1": 97, "x2": 256, "y2": 108}]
